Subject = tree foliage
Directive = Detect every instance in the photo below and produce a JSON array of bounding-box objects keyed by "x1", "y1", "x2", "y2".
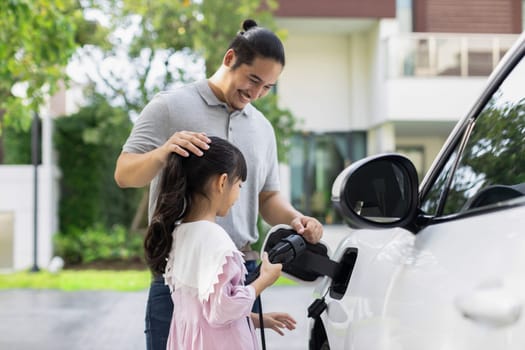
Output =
[
  {"x1": 0, "y1": 0, "x2": 113, "y2": 165},
  {"x1": 54, "y1": 94, "x2": 141, "y2": 232},
  {"x1": 100, "y1": 0, "x2": 281, "y2": 103},
  {"x1": 253, "y1": 93, "x2": 297, "y2": 162},
  {"x1": 0, "y1": 0, "x2": 78, "y2": 131}
]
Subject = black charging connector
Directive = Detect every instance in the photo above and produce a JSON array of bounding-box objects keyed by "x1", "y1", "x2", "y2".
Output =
[
  {"x1": 268, "y1": 234, "x2": 307, "y2": 264},
  {"x1": 245, "y1": 233, "x2": 306, "y2": 284}
]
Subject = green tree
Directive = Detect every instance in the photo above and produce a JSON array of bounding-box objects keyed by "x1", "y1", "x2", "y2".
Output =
[
  {"x1": 0, "y1": 0, "x2": 111, "y2": 162},
  {"x1": 0, "y1": 0, "x2": 76, "y2": 132},
  {"x1": 54, "y1": 94, "x2": 140, "y2": 231}
]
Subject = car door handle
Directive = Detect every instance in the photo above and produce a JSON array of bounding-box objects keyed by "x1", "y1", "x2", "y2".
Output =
[{"x1": 455, "y1": 287, "x2": 522, "y2": 328}]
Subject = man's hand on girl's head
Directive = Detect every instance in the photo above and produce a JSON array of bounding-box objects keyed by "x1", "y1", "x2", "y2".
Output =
[{"x1": 163, "y1": 130, "x2": 211, "y2": 158}]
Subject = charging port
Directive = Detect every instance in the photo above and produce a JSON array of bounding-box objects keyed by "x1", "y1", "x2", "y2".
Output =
[{"x1": 329, "y1": 248, "x2": 358, "y2": 300}]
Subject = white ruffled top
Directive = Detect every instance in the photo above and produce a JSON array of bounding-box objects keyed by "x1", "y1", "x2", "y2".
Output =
[{"x1": 164, "y1": 220, "x2": 246, "y2": 302}]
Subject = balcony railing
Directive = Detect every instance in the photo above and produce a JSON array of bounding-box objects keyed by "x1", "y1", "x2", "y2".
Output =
[{"x1": 386, "y1": 33, "x2": 519, "y2": 78}]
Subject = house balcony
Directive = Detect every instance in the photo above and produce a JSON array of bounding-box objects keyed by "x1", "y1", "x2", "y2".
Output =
[{"x1": 382, "y1": 33, "x2": 520, "y2": 124}]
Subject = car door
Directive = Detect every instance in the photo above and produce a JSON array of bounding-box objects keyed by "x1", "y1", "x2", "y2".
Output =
[{"x1": 330, "y1": 35, "x2": 525, "y2": 350}]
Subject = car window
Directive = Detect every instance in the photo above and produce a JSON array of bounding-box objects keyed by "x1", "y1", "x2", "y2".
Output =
[
  {"x1": 420, "y1": 150, "x2": 458, "y2": 215},
  {"x1": 421, "y1": 54, "x2": 525, "y2": 216}
]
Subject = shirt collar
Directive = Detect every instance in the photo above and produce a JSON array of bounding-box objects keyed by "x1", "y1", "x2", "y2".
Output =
[{"x1": 196, "y1": 79, "x2": 252, "y2": 117}]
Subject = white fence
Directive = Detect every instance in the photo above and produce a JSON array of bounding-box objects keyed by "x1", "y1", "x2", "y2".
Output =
[{"x1": 0, "y1": 165, "x2": 60, "y2": 271}]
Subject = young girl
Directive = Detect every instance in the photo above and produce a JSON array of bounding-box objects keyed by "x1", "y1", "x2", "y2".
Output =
[{"x1": 144, "y1": 136, "x2": 296, "y2": 350}]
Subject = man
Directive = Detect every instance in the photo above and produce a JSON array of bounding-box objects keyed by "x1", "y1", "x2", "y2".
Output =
[{"x1": 114, "y1": 19, "x2": 323, "y2": 350}]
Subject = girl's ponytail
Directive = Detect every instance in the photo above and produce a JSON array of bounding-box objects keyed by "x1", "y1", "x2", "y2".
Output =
[{"x1": 144, "y1": 154, "x2": 187, "y2": 275}]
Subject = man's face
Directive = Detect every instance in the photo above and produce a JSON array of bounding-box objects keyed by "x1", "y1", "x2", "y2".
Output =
[{"x1": 224, "y1": 54, "x2": 283, "y2": 110}]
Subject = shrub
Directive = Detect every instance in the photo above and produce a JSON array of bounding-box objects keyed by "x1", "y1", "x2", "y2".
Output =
[
  {"x1": 54, "y1": 94, "x2": 141, "y2": 232},
  {"x1": 54, "y1": 225, "x2": 144, "y2": 266}
]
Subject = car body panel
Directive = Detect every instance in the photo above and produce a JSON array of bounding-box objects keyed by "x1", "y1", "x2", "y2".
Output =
[
  {"x1": 307, "y1": 210, "x2": 525, "y2": 350},
  {"x1": 311, "y1": 200, "x2": 525, "y2": 349}
]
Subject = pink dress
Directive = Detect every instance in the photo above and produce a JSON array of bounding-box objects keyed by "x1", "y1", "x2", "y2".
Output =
[{"x1": 164, "y1": 221, "x2": 259, "y2": 350}]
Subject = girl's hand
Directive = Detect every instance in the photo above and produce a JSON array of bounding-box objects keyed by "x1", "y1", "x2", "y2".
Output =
[
  {"x1": 259, "y1": 252, "x2": 282, "y2": 287},
  {"x1": 251, "y1": 312, "x2": 297, "y2": 335}
]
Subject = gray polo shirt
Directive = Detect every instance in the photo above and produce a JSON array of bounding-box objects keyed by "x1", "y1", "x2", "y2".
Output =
[{"x1": 122, "y1": 80, "x2": 280, "y2": 249}]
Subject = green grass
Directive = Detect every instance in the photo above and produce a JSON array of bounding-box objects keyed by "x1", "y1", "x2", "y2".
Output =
[
  {"x1": 0, "y1": 270, "x2": 297, "y2": 291},
  {"x1": 0, "y1": 270, "x2": 151, "y2": 291},
  {"x1": 274, "y1": 276, "x2": 298, "y2": 286}
]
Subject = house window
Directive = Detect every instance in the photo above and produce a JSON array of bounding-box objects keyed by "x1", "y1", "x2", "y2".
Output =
[{"x1": 289, "y1": 131, "x2": 366, "y2": 224}]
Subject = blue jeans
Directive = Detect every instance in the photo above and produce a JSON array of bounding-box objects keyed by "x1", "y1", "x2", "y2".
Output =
[
  {"x1": 244, "y1": 260, "x2": 260, "y2": 313},
  {"x1": 145, "y1": 276, "x2": 173, "y2": 350},
  {"x1": 145, "y1": 260, "x2": 259, "y2": 350}
]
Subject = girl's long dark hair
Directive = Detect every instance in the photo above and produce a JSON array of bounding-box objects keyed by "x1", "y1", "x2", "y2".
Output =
[{"x1": 144, "y1": 136, "x2": 247, "y2": 275}]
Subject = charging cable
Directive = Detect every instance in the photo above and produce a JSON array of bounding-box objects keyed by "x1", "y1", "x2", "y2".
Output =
[{"x1": 246, "y1": 233, "x2": 307, "y2": 350}]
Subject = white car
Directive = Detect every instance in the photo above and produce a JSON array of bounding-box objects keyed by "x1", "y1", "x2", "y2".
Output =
[{"x1": 264, "y1": 32, "x2": 525, "y2": 349}]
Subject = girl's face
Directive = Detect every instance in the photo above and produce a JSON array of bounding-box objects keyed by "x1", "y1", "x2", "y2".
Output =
[{"x1": 217, "y1": 177, "x2": 243, "y2": 217}]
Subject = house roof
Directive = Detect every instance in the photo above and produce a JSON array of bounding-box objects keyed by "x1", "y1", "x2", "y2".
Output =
[{"x1": 274, "y1": 0, "x2": 396, "y2": 19}]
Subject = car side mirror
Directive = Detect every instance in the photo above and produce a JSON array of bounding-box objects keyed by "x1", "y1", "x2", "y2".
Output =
[{"x1": 332, "y1": 153, "x2": 419, "y2": 229}]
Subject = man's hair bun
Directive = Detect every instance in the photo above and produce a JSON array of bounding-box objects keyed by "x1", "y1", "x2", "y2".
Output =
[
  {"x1": 242, "y1": 19, "x2": 258, "y2": 32},
  {"x1": 229, "y1": 18, "x2": 285, "y2": 67}
]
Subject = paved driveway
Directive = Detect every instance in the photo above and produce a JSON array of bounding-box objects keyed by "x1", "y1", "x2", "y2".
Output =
[
  {"x1": 0, "y1": 227, "x2": 349, "y2": 349},
  {"x1": 0, "y1": 285, "x2": 315, "y2": 350}
]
